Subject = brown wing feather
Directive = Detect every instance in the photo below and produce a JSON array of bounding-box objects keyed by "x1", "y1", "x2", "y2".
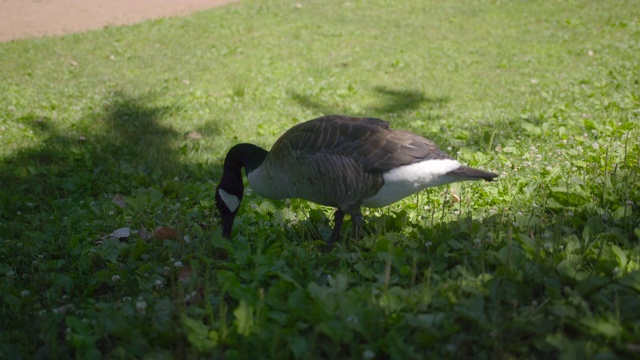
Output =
[{"x1": 270, "y1": 115, "x2": 451, "y2": 174}]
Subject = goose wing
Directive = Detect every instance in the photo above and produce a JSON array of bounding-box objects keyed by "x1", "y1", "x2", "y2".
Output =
[{"x1": 270, "y1": 115, "x2": 451, "y2": 173}]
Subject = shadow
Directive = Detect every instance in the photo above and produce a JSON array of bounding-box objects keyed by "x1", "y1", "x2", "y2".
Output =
[
  {"x1": 290, "y1": 92, "x2": 338, "y2": 116},
  {"x1": 290, "y1": 86, "x2": 449, "y2": 119},
  {"x1": 0, "y1": 90, "x2": 217, "y2": 234},
  {"x1": 369, "y1": 86, "x2": 448, "y2": 115}
]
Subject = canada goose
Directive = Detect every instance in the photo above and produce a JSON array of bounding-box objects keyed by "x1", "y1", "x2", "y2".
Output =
[{"x1": 216, "y1": 115, "x2": 498, "y2": 245}]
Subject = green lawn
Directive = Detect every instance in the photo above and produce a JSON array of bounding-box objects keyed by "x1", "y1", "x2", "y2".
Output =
[{"x1": 1, "y1": 0, "x2": 639, "y2": 358}]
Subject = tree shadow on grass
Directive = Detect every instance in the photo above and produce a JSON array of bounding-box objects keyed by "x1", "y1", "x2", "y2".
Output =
[
  {"x1": 0, "y1": 90, "x2": 211, "y2": 236},
  {"x1": 369, "y1": 86, "x2": 448, "y2": 115},
  {"x1": 290, "y1": 86, "x2": 449, "y2": 119}
]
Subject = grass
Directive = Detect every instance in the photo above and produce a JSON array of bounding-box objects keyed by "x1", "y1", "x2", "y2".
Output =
[{"x1": 1, "y1": 0, "x2": 639, "y2": 358}]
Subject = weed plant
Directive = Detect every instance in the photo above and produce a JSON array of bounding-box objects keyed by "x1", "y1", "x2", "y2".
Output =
[{"x1": 1, "y1": 0, "x2": 639, "y2": 358}]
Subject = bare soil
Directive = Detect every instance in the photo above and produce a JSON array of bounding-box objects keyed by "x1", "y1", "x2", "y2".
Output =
[{"x1": 0, "y1": 0, "x2": 237, "y2": 42}]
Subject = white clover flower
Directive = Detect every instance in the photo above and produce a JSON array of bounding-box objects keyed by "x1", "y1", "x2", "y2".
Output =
[
  {"x1": 136, "y1": 300, "x2": 147, "y2": 313},
  {"x1": 362, "y1": 349, "x2": 375, "y2": 360},
  {"x1": 21, "y1": 290, "x2": 30, "y2": 297},
  {"x1": 112, "y1": 275, "x2": 120, "y2": 282},
  {"x1": 6, "y1": 270, "x2": 15, "y2": 279},
  {"x1": 174, "y1": 261, "x2": 183, "y2": 268},
  {"x1": 122, "y1": 296, "x2": 132, "y2": 303},
  {"x1": 154, "y1": 280, "x2": 163, "y2": 288},
  {"x1": 183, "y1": 235, "x2": 190, "y2": 244}
]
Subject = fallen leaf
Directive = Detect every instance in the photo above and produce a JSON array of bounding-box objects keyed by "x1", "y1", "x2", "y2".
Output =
[
  {"x1": 154, "y1": 226, "x2": 178, "y2": 241},
  {"x1": 138, "y1": 227, "x2": 151, "y2": 241},
  {"x1": 450, "y1": 188, "x2": 461, "y2": 203},
  {"x1": 178, "y1": 266, "x2": 194, "y2": 283},
  {"x1": 53, "y1": 305, "x2": 73, "y2": 314},
  {"x1": 110, "y1": 227, "x2": 131, "y2": 239},
  {"x1": 112, "y1": 193, "x2": 127, "y2": 208},
  {"x1": 196, "y1": 222, "x2": 210, "y2": 230},
  {"x1": 69, "y1": 60, "x2": 78, "y2": 66},
  {"x1": 185, "y1": 288, "x2": 204, "y2": 306},
  {"x1": 186, "y1": 131, "x2": 203, "y2": 140}
]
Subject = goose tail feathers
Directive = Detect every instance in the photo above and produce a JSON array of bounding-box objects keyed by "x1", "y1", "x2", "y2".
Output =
[{"x1": 447, "y1": 166, "x2": 498, "y2": 182}]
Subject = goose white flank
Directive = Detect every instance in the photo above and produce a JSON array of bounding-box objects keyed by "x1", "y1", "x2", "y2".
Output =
[{"x1": 215, "y1": 115, "x2": 498, "y2": 245}]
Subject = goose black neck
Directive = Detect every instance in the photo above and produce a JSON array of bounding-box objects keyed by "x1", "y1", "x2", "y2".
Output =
[{"x1": 224, "y1": 143, "x2": 268, "y2": 175}]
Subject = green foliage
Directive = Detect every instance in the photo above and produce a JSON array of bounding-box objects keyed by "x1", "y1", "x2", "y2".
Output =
[{"x1": 1, "y1": 0, "x2": 639, "y2": 358}]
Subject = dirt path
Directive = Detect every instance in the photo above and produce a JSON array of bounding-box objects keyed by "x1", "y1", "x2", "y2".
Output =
[{"x1": 0, "y1": 0, "x2": 237, "y2": 42}]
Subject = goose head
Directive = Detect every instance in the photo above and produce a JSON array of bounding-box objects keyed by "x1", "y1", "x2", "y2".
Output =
[{"x1": 215, "y1": 143, "x2": 268, "y2": 238}]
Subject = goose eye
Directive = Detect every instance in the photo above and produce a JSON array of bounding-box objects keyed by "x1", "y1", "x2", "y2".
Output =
[{"x1": 218, "y1": 189, "x2": 240, "y2": 212}]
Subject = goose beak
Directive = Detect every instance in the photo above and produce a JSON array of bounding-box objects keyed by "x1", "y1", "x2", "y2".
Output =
[{"x1": 220, "y1": 211, "x2": 236, "y2": 238}]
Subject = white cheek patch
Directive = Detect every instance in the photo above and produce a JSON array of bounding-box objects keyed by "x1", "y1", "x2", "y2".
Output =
[{"x1": 218, "y1": 189, "x2": 240, "y2": 212}]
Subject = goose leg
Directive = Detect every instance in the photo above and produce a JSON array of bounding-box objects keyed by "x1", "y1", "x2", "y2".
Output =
[
  {"x1": 351, "y1": 212, "x2": 363, "y2": 240},
  {"x1": 327, "y1": 209, "x2": 345, "y2": 247}
]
